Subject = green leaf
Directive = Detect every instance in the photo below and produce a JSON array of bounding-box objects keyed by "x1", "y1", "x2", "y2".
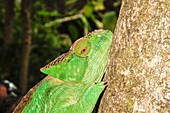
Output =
[
  {"x1": 113, "y1": 1, "x2": 121, "y2": 7},
  {"x1": 92, "y1": 0, "x2": 105, "y2": 11},
  {"x1": 37, "y1": 10, "x2": 60, "y2": 17},
  {"x1": 68, "y1": 24, "x2": 79, "y2": 40},
  {"x1": 81, "y1": 16, "x2": 91, "y2": 34},
  {"x1": 83, "y1": 4, "x2": 94, "y2": 17},
  {"x1": 65, "y1": 0, "x2": 77, "y2": 6},
  {"x1": 102, "y1": 11, "x2": 117, "y2": 31},
  {"x1": 92, "y1": 18, "x2": 103, "y2": 28},
  {"x1": 37, "y1": 10, "x2": 50, "y2": 16}
]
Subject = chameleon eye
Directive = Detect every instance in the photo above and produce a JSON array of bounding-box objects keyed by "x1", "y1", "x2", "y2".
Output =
[{"x1": 73, "y1": 38, "x2": 91, "y2": 57}]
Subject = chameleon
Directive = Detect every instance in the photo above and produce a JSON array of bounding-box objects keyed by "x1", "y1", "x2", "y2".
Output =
[{"x1": 13, "y1": 29, "x2": 113, "y2": 113}]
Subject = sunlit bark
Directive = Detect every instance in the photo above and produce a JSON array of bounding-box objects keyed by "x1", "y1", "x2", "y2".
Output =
[{"x1": 99, "y1": 0, "x2": 170, "y2": 112}]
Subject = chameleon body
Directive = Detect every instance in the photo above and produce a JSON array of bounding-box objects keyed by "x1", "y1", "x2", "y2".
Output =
[{"x1": 13, "y1": 29, "x2": 113, "y2": 113}]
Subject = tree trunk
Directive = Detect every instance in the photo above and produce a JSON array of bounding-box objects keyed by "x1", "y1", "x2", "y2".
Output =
[
  {"x1": 20, "y1": 0, "x2": 32, "y2": 94},
  {"x1": 2, "y1": 0, "x2": 15, "y2": 77},
  {"x1": 99, "y1": 0, "x2": 170, "y2": 112}
]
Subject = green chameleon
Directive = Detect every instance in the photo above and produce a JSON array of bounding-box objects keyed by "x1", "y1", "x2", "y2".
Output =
[{"x1": 13, "y1": 29, "x2": 113, "y2": 113}]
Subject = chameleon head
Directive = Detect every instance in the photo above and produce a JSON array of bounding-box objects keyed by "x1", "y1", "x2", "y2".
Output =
[
  {"x1": 40, "y1": 29, "x2": 113, "y2": 83},
  {"x1": 71, "y1": 29, "x2": 113, "y2": 83}
]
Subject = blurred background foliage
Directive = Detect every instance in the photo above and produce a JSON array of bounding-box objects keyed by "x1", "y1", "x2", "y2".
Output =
[{"x1": 0, "y1": 0, "x2": 120, "y2": 90}]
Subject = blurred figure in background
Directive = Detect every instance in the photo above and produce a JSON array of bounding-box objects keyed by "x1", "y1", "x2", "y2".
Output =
[{"x1": 0, "y1": 79, "x2": 22, "y2": 113}]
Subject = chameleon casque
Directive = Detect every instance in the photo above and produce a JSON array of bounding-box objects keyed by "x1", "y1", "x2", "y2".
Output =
[{"x1": 13, "y1": 29, "x2": 113, "y2": 113}]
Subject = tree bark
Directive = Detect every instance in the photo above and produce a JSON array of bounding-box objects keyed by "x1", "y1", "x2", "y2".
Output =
[
  {"x1": 20, "y1": 0, "x2": 32, "y2": 94},
  {"x1": 2, "y1": 0, "x2": 15, "y2": 77},
  {"x1": 99, "y1": 0, "x2": 170, "y2": 112}
]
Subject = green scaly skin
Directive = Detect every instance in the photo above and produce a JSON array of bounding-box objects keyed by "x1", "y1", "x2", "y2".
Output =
[{"x1": 13, "y1": 29, "x2": 113, "y2": 113}]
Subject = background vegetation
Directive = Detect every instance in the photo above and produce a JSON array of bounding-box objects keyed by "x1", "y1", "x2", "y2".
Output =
[{"x1": 0, "y1": 0, "x2": 120, "y2": 93}]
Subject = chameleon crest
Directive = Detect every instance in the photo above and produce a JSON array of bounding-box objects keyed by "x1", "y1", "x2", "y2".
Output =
[{"x1": 13, "y1": 29, "x2": 113, "y2": 113}]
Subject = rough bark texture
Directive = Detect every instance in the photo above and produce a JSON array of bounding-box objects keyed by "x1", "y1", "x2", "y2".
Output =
[
  {"x1": 99, "y1": 0, "x2": 170, "y2": 113},
  {"x1": 20, "y1": 0, "x2": 32, "y2": 93}
]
